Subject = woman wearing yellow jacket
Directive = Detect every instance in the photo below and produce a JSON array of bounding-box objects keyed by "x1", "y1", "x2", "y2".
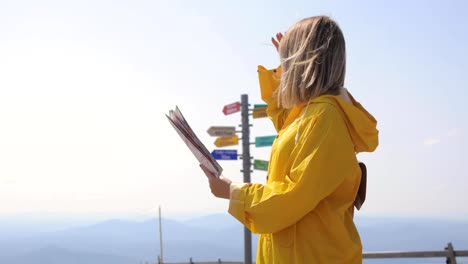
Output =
[{"x1": 201, "y1": 16, "x2": 379, "y2": 263}]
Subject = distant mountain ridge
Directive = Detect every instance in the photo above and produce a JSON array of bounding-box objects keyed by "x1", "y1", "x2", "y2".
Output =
[{"x1": 0, "y1": 214, "x2": 467, "y2": 263}]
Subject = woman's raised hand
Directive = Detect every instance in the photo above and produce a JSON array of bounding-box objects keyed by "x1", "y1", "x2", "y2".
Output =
[{"x1": 271, "y1": 32, "x2": 284, "y2": 51}]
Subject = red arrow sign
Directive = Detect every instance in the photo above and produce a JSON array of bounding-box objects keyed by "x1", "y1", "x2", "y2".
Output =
[{"x1": 222, "y1": 102, "x2": 241, "y2": 115}]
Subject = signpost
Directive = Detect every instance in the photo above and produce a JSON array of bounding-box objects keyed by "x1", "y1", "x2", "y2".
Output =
[
  {"x1": 254, "y1": 159, "x2": 269, "y2": 171},
  {"x1": 207, "y1": 126, "x2": 236, "y2": 137},
  {"x1": 211, "y1": 149, "x2": 238, "y2": 160},
  {"x1": 240, "y1": 94, "x2": 252, "y2": 264},
  {"x1": 255, "y1": 135, "x2": 277, "y2": 147},
  {"x1": 208, "y1": 96, "x2": 276, "y2": 264},
  {"x1": 214, "y1": 136, "x2": 239, "y2": 147},
  {"x1": 222, "y1": 102, "x2": 241, "y2": 115}
]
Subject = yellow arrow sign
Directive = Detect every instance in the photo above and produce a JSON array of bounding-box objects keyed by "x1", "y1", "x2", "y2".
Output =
[
  {"x1": 214, "y1": 136, "x2": 239, "y2": 147},
  {"x1": 253, "y1": 107, "x2": 268, "y2": 119}
]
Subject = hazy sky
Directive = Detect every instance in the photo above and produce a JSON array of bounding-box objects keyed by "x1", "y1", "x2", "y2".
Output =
[{"x1": 0, "y1": 0, "x2": 467, "y2": 221}]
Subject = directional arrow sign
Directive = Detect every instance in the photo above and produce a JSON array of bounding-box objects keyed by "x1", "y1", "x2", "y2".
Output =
[
  {"x1": 214, "y1": 136, "x2": 239, "y2": 147},
  {"x1": 211, "y1": 149, "x2": 238, "y2": 160},
  {"x1": 254, "y1": 159, "x2": 269, "y2": 171},
  {"x1": 223, "y1": 102, "x2": 241, "y2": 115},
  {"x1": 207, "y1": 126, "x2": 236, "y2": 137},
  {"x1": 253, "y1": 107, "x2": 267, "y2": 119},
  {"x1": 255, "y1": 135, "x2": 277, "y2": 147}
]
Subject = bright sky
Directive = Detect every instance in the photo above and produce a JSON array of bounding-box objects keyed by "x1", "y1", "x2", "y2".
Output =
[{"x1": 0, "y1": 0, "x2": 467, "y2": 221}]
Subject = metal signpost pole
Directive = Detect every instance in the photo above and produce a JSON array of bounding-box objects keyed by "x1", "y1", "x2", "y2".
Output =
[
  {"x1": 240, "y1": 94, "x2": 252, "y2": 264},
  {"x1": 158, "y1": 206, "x2": 163, "y2": 264}
]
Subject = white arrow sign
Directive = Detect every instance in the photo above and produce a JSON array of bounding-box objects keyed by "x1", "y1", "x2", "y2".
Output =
[{"x1": 207, "y1": 126, "x2": 236, "y2": 137}]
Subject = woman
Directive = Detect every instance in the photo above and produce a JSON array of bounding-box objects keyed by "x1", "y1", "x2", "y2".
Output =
[{"x1": 201, "y1": 16, "x2": 378, "y2": 263}]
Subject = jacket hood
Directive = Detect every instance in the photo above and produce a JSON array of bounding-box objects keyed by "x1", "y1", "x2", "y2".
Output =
[{"x1": 312, "y1": 90, "x2": 379, "y2": 153}]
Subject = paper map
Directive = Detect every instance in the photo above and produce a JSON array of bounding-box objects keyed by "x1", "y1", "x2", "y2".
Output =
[{"x1": 166, "y1": 107, "x2": 223, "y2": 177}]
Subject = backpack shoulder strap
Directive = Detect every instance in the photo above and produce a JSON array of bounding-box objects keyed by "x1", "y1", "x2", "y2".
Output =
[{"x1": 354, "y1": 162, "x2": 367, "y2": 210}]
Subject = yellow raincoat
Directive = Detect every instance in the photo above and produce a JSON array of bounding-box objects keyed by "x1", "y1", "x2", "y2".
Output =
[{"x1": 228, "y1": 66, "x2": 379, "y2": 263}]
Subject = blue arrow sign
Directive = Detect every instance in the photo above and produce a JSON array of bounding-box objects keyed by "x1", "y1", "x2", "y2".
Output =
[{"x1": 211, "y1": 149, "x2": 238, "y2": 160}]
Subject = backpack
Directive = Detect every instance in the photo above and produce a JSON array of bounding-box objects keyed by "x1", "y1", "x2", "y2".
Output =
[{"x1": 354, "y1": 162, "x2": 367, "y2": 210}]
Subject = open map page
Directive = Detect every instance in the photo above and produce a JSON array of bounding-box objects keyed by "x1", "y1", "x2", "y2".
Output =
[{"x1": 166, "y1": 107, "x2": 223, "y2": 177}]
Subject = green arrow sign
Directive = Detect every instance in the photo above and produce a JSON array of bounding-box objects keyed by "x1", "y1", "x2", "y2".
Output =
[
  {"x1": 255, "y1": 135, "x2": 276, "y2": 147},
  {"x1": 254, "y1": 159, "x2": 269, "y2": 171}
]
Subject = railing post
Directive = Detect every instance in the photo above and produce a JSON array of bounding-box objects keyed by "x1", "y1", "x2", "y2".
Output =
[{"x1": 446, "y1": 242, "x2": 457, "y2": 264}]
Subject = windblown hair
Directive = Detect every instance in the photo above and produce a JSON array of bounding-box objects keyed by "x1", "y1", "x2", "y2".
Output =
[{"x1": 277, "y1": 16, "x2": 346, "y2": 108}]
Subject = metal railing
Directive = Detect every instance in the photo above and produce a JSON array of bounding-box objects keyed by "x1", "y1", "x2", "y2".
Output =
[
  {"x1": 363, "y1": 243, "x2": 468, "y2": 263},
  {"x1": 153, "y1": 242, "x2": 468, "y2": 264}
]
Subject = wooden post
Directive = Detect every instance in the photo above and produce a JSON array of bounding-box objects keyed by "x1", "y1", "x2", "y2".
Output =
[{"x1": 446, "y1": 242, "x2": 457, "y2": 264}]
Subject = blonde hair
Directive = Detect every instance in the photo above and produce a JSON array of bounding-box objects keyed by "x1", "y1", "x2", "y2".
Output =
[{"x1": 277, "y1": 16, "x2": 346, "y2": 108}]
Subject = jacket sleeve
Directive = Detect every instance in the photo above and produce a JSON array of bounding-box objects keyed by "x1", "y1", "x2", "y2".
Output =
[
  {"x1": 258, "y1": 65, "x2": 289, "y2": 132},
  {"x1": 228, "y1": 106, "x2": 357, "y2": 234}
]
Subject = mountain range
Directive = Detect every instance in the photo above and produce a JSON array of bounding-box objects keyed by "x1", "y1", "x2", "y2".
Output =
[{"x1": 1, "y1": 214, "x2": 467, "y2": 263}]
